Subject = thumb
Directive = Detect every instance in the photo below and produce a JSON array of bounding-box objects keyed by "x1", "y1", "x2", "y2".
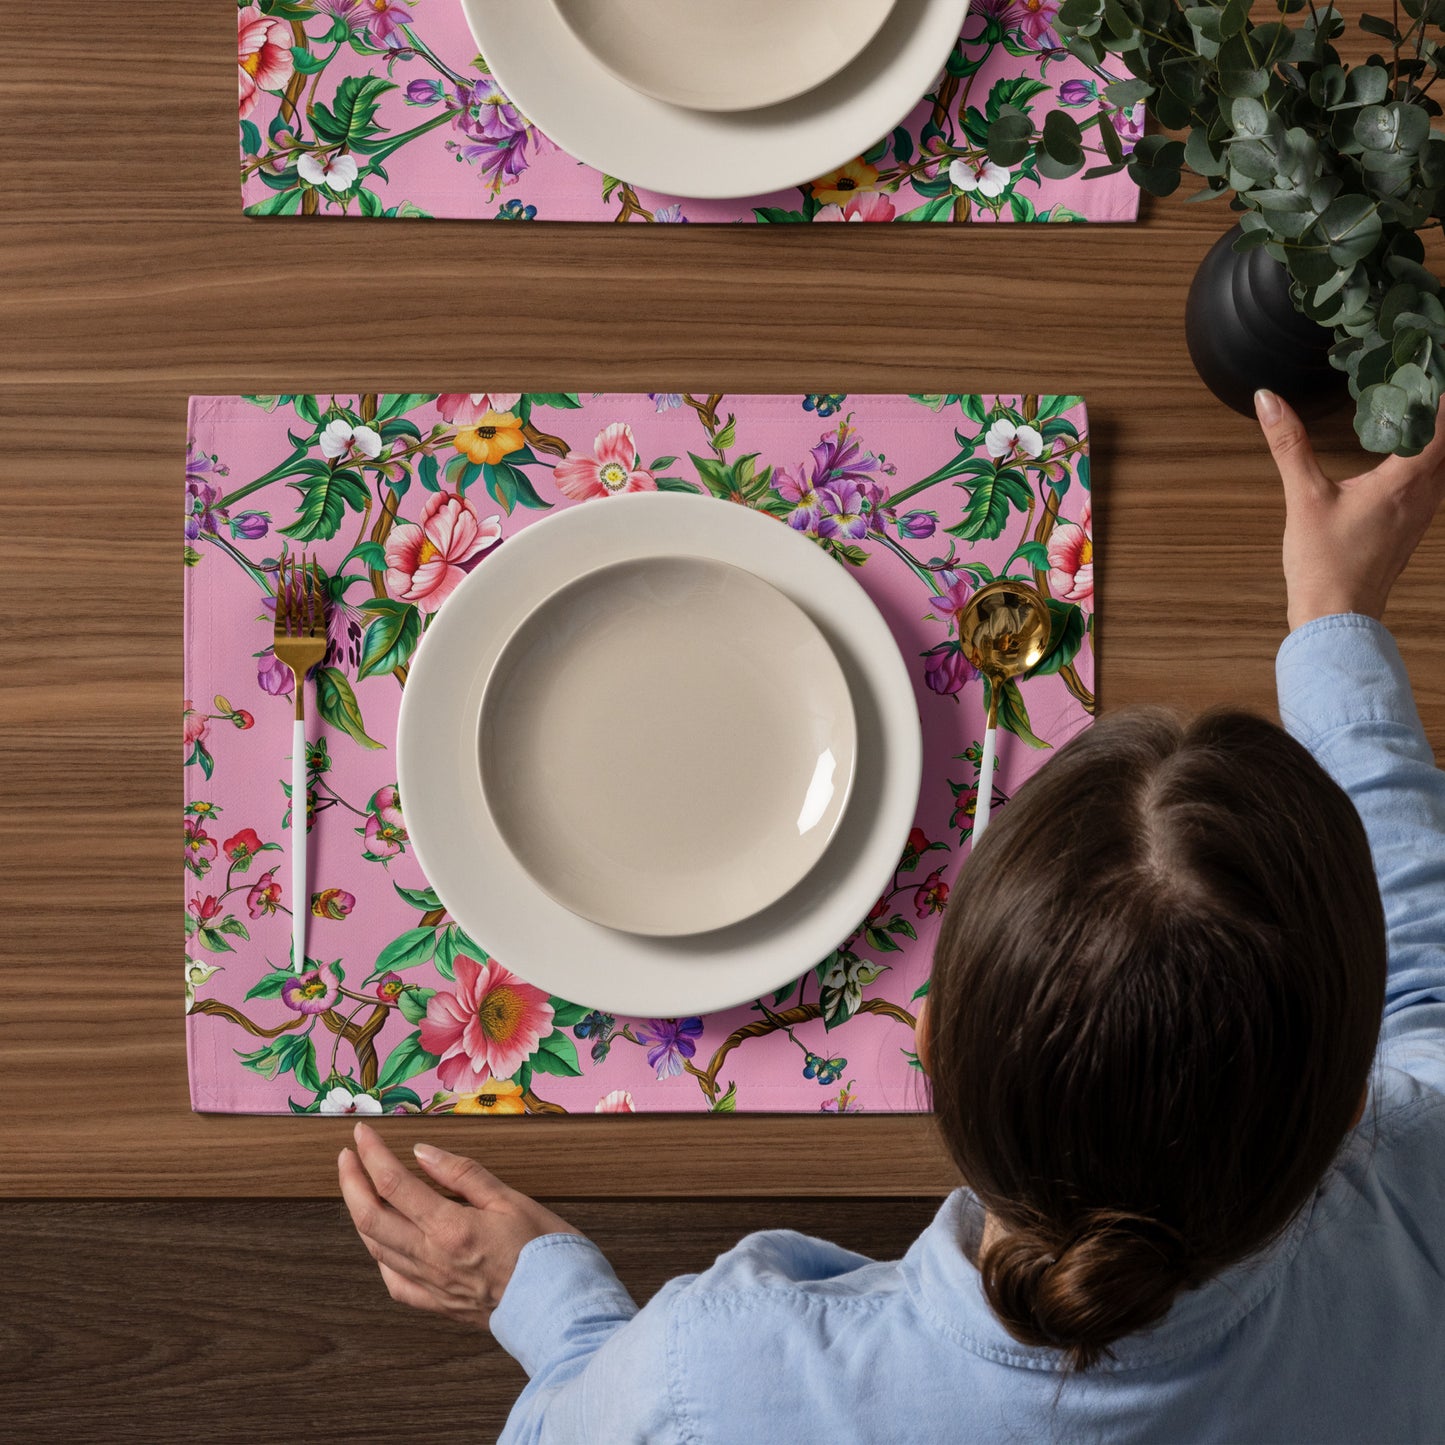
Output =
[
  {"x1": 413, "y1": 1142, "x2": 509, "y2": 1207},
  {"x1": 1254, "y1": 389, "x2": 1327, "y2": 499}
]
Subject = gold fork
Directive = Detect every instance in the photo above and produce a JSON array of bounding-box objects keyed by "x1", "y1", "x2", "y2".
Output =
[{"x1": 273, "y1": 551, "x2": 328, "y2": 972}]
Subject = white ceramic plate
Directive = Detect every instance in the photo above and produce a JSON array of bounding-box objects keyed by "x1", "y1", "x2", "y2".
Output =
[
  {"x1": 399, "y1": 493, "x2": 922, "y2": 1018},
  {"x1": 462, "y1": 0, "x2": 972, "y2": 200},
  {"x1": 549, "y1": 0, "x2": 898, "y2": 114},
  {"x1": 478, "y1": 555, "x2": 857, "y2": 937}
]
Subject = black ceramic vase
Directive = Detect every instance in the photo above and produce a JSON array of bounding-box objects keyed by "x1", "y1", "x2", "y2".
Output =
[{"x1": 1185, "y1": 223, "x2": 1345, "y2": 419}]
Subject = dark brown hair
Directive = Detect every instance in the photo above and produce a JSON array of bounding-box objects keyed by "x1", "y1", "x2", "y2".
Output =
[{"x1": 927, "y1": 708, "x2": 1386, "y2": 1370}]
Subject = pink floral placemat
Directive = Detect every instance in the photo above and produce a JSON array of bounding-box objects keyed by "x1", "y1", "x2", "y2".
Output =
[
  {"x1": 238, "y1": 1, "x2": 1140, "y2": 223},
  {"x1": 184, "y1": 391, "x2": 1096, "y2": 1115}
]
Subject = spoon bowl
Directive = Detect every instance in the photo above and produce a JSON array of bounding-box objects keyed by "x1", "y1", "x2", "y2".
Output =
[{"x1": 958, "y1": 578, "x2": 1052, "y2": 837}]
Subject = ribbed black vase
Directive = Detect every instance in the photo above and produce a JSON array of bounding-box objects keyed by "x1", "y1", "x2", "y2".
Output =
[{"x1": 1185, "y1": 224, "x2": 1345, "y2": 418}]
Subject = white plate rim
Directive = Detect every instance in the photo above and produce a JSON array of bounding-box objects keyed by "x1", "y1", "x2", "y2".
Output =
[
  {"x1": 460, "y1": 0, "x2": 973, "y2": 201},
  {"x1": 398, "y1": 492, "x2": 923, "y2": 1018},
  {"x1": 546, "y1": 0, "x2": 901, "y2": 115},
  {"x1": 475, "y1": 551, "x2": 859, "y2": 937}
]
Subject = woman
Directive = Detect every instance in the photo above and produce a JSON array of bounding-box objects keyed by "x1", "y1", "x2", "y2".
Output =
[{"x1": 339, "y1": 391, "x2": 1445, "y2": 1442}]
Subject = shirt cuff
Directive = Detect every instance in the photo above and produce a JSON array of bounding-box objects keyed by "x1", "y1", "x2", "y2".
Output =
[
  {"x1": 1276, "y1": 614, "x2": 1424, "y2": 750},
  {"x1": 489, "y1": 1233, "x2": 638, "y2": 1377}
]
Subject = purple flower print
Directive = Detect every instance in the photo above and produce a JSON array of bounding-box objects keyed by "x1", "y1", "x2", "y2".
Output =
[
  {"x1": 1002, "y1": 0, "x2": 1062, "y2": 48},
  {"x1": 928, "y1": 573, "x2": 974, "y2": 629},
  {"x1": 924, "y1": 643, "x2": 977, "y2": 697},
  {"x1": 451, "y1": 80, "x2": 538, "y2": 188},
  {"x1": 816, "y1": 482, "x2": 869, "y2": 540},
  {"x1": 809, "y1": 429, "x2": 879, "y2": 489},
  {"x1": 1059, "y1": 79, "x2": 1096, "y2": 106},
  {"x1": 774, "y1": 464, "x2": 822, "y2": 532},
  {"x1": 185, "y1": 479, "x2": 228, "y2": 541},
  {"x1": 358, "y1": 0, "x2": 411, "y2": 45},
  {"x1": 257, "y1": 650, "x2": 292, "y2": 696},
  {"x1": 405, "y1": 78, "x2": 443, "y2": 106},
  {"x1": 775, "y1": 424, "x2": 883, "y2": 533},
  {"x1": 649, "y1": 393, "x2": 685, "y2": 412},
  {"x1": 229, "y1": 511, "x2": 270, "y2": 540},
  {"x1": 637, "y1": 1017, "x2": 705, "y2": 1079},
  {"x1": 899, "y1": 511, "x2": 937, "y2": 540},
  {"x1": 654, "y1": 204, "x2": 689, "y2": 223},
  {"x1": 1112, "y1": 105, "x2": 1145, "y2": 155}
]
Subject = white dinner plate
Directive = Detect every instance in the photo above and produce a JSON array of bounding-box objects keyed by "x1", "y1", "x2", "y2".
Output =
[
  {"x1": 478, "y1": 555, "x2": 857, "y2": 937},
  {"x1": 461, "y1": 0, "x2": 972, "y2": 200},
  {"x1": 549, "y1": 0, "x2": 898, "y2": 114},
  {"x1": 399, "y1": 493, "x2": 923, "y2": 1018}
]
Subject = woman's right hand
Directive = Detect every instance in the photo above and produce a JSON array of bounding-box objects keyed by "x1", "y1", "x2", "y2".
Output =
[{"x1": 1255, "y1": 389, "x2": 1445, "y2": 631}]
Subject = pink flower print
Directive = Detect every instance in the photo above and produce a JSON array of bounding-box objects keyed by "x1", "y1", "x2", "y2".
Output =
[
  {"x1": 183, "y1": 700, "x2": 209, "y2": 747},
  {"x1": 914, "y1": 869, "x2": 950, "y2": 918},
  {"x1": 362, "y1": 784, "x2": 408, "y2": 860},
  {"x1": 1047, "y1": 495, "x2": 1093, "y2": 603},
  {"x1": 419, "y1": 956, "x2": 554, "y2": 1091},
  {"x1": 185, "y1": 818, "x2": 218, "y2": 873},
  {"x1": 281, "y1": 963, "x2": 343, "y2": 1016},
  {"x1": 384, "y1": 491, "x2": 501, "y2": 614},
  {"x1": 238, "y1": 4, "x2": 294, "y2": 120},
  {"x1": 358, "y1": 0, "x2": 412, "y2": 45},
  {"x1": 189, "y1": 893, "x2": 224, "y2": 928},
  {"x1": 1003, "y1": 0, "x2": 1062, "y2": 47},
  {"x1": 929, "y1": 574, "x2": 974, "y2": 631},
  {"x1": 814, "y1": 193, "x2": 896, "y2": 223},
  {"x1": 553, "y1": 423, "x2": 657, "y2": 501},
  {"x1": 436, "y1": 393, "x2": 523, "y2": 425},
  {"x1": 594, "y1": 1090, "x2": 636, "y2": 1113},
  {"x1": 246, "y1": 869, "x2": 282, "y2": 919},
  {"x1": 310, "y1": 887, "x2": 356, "y2": 920}
]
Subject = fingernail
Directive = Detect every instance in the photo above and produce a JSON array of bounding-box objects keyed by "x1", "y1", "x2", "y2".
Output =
[
  {"x1": 353, "y1": 1121, "x2": 371, "y2": 1141},
  {"x1": 1254, "y1": 389, "x2": 1281, "y2": 425},
  {"x1": 338, "y1": 1148, "x2": 349, "y2": 1165},
  {"x1": 414, "y1": 1142, "x2": 442, "y2": 1163}
]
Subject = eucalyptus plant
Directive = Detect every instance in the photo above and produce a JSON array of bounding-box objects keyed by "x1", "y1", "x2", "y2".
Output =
[{"x1": 988, "y1": 0, "x2": 1445, "y2": 453}]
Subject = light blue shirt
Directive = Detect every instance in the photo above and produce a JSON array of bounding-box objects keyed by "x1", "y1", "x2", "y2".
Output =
[{"x1": 491, "y1": 614, "x2": 1445, "y2": 1444}]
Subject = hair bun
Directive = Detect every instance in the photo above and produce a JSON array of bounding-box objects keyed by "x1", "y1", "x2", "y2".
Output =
[{"x1": 981, "y1": 1212, "x2": 1192, "y2": 1370}]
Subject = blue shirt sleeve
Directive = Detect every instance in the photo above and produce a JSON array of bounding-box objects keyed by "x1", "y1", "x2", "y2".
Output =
[
  {"x1": 490, "y1": 1232, "x2": 676, "y2": 1444},
  {"x1": 1276, "y1": 614, "x2": 1445, "y2": 1088},
  {"x1": 489, "y1": 1228, "x2": 885, "y2": 1442}
]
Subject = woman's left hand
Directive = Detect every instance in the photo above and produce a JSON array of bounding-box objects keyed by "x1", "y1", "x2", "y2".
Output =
[{"x1": 338, "y1": 1121, "x2": 583, "y2": 1329}]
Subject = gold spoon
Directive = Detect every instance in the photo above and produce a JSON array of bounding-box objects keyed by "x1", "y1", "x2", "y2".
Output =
[{"x1": 957, "y1": 578, "x2": 1052, "y2": 839}]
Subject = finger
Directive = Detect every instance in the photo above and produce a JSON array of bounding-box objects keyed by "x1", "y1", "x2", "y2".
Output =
[
  {"x1": 413, "y1": 1141, "x2": 512, "y2": 1210},
  {"x1": 377, "y1": 1259, "x2": 448, "y2": 1315},
  {"x1": 353, "y1": 1122, "x2": 454, "y2": 1228},
  {"x1": 1361, "y1": 395, "x2": 1445, "y2": 490},
  {"x1": 1254, "y1": 390, "x2": 1329, "y2": 498},
  {"x1": 338, "y1": 1146, "x2": 427, "y2": 1258}
]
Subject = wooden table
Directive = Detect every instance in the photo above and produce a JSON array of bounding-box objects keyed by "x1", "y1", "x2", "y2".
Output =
[{"x1": 2, "y1": 1, "x2": 1441, "y2": 1435}]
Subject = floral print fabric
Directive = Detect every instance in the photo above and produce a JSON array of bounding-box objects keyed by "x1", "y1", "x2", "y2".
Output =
[
  {"x1": 237, "y1": 1, "x2": 1140, "y2": 223},
  {"x1": 184, "y1": 391, "x2": 1096, "y2": 1114}
]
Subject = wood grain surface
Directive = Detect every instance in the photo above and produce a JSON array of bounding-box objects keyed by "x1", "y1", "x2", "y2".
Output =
[
  {"x1": 0, "y1": 1196, "x2": 940, "y2": 1441},
  {"x1": 1, "y1": 1, "x2": 1442, "y2": 1197}
]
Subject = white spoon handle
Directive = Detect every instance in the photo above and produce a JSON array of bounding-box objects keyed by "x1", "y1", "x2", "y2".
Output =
[
  {"x1": 974, "y1": 723, "x2": 998, "y2": 839},
  {"x1": 292, "y1": 716, "x2": 307, "y2": 971}
]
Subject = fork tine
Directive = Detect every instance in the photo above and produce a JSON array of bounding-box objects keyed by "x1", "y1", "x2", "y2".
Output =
[{"x1": 306, "y1": 552, "x2": 318, "y2": 634}]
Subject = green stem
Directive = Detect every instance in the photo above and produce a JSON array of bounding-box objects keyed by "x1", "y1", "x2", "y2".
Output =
[
  {"x1": 872, "y1": 529, "x2": 945, "y2": 591},
  {"x1": 218, "y1": 449, "x2": 312, "y2": 509},
  {"x1": 401, "y1": 25, "x2": 471, "y2": 87},
  {"x1": 201, "y1": 532, "x2": 271, "y2": 591},
  {"x1": 358, "y1": 108, "x2": 459, "y2": 177}
]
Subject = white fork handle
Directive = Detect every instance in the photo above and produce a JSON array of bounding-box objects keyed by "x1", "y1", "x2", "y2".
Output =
[
  {"x1": 292, "y1": 716, "x2": 307, "y2": 971},
  {"x1": 974, "y1": 724, "x2": 998, "y2": 840}
]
